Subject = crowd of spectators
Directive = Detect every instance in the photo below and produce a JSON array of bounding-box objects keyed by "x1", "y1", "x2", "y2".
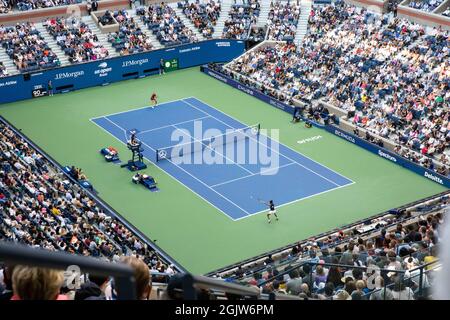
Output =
[
  {"x1": 107, "y1": 9, "x2": 154, "y2": 55},
  {"x1": 226, "y1": 2, "x2": 449, "y2": 175},
  {"x1": 0, "y1": 22, "x2": 60, "y2": 72},
  {"x1": 0, "y1": 121, "x2": 173, "y2": 290},
  {"x1": 408, "y1": 0, "x2": 444, "y2": 12},
  {"x1": 137, "y1": 2, "x2": 198, "y2": 47},
  {"x1": 178, "y1": 0, "x2": 221, "y2": 39},
  {"x1": 16, "y1": 0, "x2": 82, "y2": 11},
  {"x1": 0, "y1": 0, "x2": 11, "y2": 14},
  {"x1": 224, "y1": 199, "x2": 446, "y2": 300},
  {"x1": 266, "y1": 0, "x2": 300, "y2": 41},
  {"x1": 45, "y1": 17, "x2": 109, "y2": 63},
  {"x1": 222, "y1": 0, "x2": 260, "y2": 40},
  {"x1": 0, "y1": 62, "x2": 8, "y2": 76}
]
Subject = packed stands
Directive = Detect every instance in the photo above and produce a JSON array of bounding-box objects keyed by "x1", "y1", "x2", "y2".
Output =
[
  {"x1": 225, "y1": 2, "x2": 449, "y2": 176},
  {"x1": 214, "y1": 194, "x2": 447, "y2": 300},
  {"x1": 0, "y1": 119, "x2": 172, "y2": 276},
  {"x1": 408, "y1": 0, "x2": 444, "y2": 12},
  {"x1": 107, "y1": 9, "x2": 154, "y2": 55},
  {"x1": 222, "y1": 0, "x2": 260, "y2": 40},
  {"x1": 0, "y1": 22, "x2": 60, "y2": 72},
  {"x1": 266, "y1": 0, "x2": 300, "y2": 41},
  {"x1": 16, "y1": 0, "x2": 82, "y2": 11},
  {"x1": 45, "y1": 17, "x2": 109, "y2": 63},
  {"x1": 136, "y1": 2, "x2": 198, "y2": 47},
  {"x1": 178, "y1": 0, "x2": 221, "y2": 39}
]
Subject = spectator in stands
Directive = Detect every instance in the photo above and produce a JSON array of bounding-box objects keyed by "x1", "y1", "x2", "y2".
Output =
[
  {"x1": 137, "y1": 2, "x2": 198, "y2": 47},
  {"x1": 119, "y1": 256, "x2": 152, "y2": 300},
  {"x1": 222, "y1": 0, "x2": 260, "y2": 40},
  {"x1": 286, "y1": 269, "x2": 302, "y2": 295},
  {"x1": 92, "y1": 0, "x2": 98, "y2": 12},
  {"x1": 74, "y1": 274, "x2": 109, "y2": 300},
  {"x1": 46, "y1": 17, "x2": 109, "y2": 63},
  {"x1": 0, "y1": 121, "x2": 172, "y2": 284},
  {"x1": 0, "y1": 265, "x2": 15, "y2": 300},
  {"x1": 107, "y1": 10, "x2": 153, "y2": 55},
  {"x1": 0, "y1": 62, "x2": 8, "y2": 77},
  {"x1": 0, "y1": 22, "x2": 60, "y2": 71},
  {"x1": 266, "y1": 0, "x2": 300, "y2": 41},
  {"x1": 11, "y1": 265, "x2": 68, "y2": 300},
  {"x1": 179, "y1": 0, "x2": 221, "y2": 38},
  {"x1": 391, "y1": 277, "x2": 415, "y2": 300}
]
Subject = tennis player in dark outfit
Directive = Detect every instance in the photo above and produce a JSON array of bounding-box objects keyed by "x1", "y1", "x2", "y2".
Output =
[{"x1": 267, "y1": 200, "x2": 279, "y2": 223}]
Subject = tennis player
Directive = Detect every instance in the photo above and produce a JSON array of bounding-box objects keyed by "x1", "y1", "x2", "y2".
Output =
[
  {"x1": 266, "y1": 200, "x2": 279, "y2": 223},
  {"x1": 150, "y1": 92, "x2": 158, "y2": 108}
]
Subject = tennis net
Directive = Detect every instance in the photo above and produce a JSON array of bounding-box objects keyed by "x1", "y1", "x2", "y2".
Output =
[{"x1": 156, "y1": 123, "x2": 260, "y2": 161}]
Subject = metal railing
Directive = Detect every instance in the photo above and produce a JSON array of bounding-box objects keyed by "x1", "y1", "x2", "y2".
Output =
[{"x1": 0, "y1": 241, "x2": 137, "y2": 300}]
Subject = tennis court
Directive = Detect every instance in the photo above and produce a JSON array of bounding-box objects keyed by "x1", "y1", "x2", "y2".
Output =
[{"x1": 91, "y1": 97, "x2": 353, "y2": 220}]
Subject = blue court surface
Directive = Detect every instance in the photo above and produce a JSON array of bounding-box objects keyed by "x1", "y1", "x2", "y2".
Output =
[{"x1": 91, "y1": 97, "x2": 354, "y2": 220}]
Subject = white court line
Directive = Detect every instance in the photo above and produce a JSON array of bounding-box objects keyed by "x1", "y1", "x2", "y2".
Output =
[
  {"x1": 171, "y1": 124, "x2": 254, "y2": 175},
  {"x1": 89, "y1": 98, "x2": 188, "y2": 121},
  {"x1": 137, "y1": 115, "x2": 211, "y2": 135},
  {"x1": 181, "y1": 98, "x2": 343, "y2": 188},
  {"x1": 185, "y1": 96, "x2": 355, "y2": 184},
  {"x1": 233, "y1": 181, "x2": 356, "y2": 221},
  {"x1": 210, "y1": 162, "x2": 296, "y2": 188},
  {"x1": 89, "y1": 118, "x2": 249, "y2": 221},
  {"x1": 104, "y1": 116, "x2": 128, "y2": 142},
  {"x1": 91, "y1": 117, "x2": 252, "y2": 218}
]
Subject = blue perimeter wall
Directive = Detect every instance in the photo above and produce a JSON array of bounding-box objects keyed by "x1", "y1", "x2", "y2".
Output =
[
  {"x1": 0, "y1": 39, "x2": 245, "y2": 104},
  {"x1": 201, "y1": 65, "x2": 450, "y2": 189}
]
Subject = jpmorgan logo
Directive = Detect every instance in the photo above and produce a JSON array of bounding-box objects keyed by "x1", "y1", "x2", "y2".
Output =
[
  {"x1": 122, "y1": 58, "x2": 149, "y2": 67},
  {"x1": 55, "y1": 71, "x2": 84, "y2": 79},
  {"x1": 424, "y1": 172, "x2": 444, "y2": 185},
  {"x1": 378, "y1": 150, "x2": 397, "y2": 163}
]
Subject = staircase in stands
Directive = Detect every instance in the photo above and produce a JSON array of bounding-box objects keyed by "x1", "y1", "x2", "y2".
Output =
[
  {"x1": 255, "y1": 0, "x2": 271, "y2": 30},
  {"x1": 170, "y1": 2, "x2": 206, "y2": 41},
  {"x1": 82, "y1": 16, "x2": 120, "y2": 58},
  {"x1": 35, "y1": 22, "x2": 72, "y2": 67},
  {"x1": 0, "y1": 47, "x2": 18, "y2": 76},
  {"x1": 295, "y1": 0, "x2": 312, "y2": 44},
  {"x1": 212, "y1": 0, "x2": 232, "y2": 39},
  {"x1": 128, "y1": 9, "x2": 164, "y2": 50}
]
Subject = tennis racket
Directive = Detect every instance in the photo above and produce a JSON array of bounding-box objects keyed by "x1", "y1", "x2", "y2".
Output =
[{"x1": 250, "y1": 195, "x2": 268, "y2": 206}]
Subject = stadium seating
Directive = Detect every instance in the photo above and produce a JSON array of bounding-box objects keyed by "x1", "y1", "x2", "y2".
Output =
[
  {"x1": 266, "y1": 0, "x2": 300, "y2": 41},
  {"x1": 45, "y1": 17, "x2": 109, "y2": 63},
  {"x1": 0, "y1": 22, "x2": 60, "y2": 72},
  {"x1": 216, "y1": 197, "x2": 446, "y2": 300},
  {"x1": 136, "y1": 2, "x2": 198, "y2": 47},
  {"x1": 107, "y1": 9, "x2": 154, "y2": 55},
  {"x1": 16, "y1": 0, "x2": 82, "y2": 11},
  {"x1": 222, "y1": 0, "x2": 260, "y2": 40},
  {"x1": 0, "y1": 121, "x2": 171, "y2": 274},
  {"x1": 178, "y1": 0, "x2": 221, "y2": 39},
  {"x1": 226, "y1": 3, "x2": 449, "y2": 176},
  {"x1": 408, "y1": 0, "x2": 444, "y2": 12}
]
